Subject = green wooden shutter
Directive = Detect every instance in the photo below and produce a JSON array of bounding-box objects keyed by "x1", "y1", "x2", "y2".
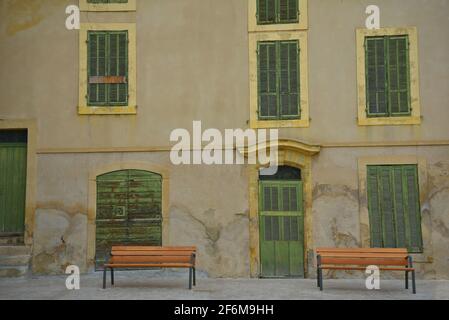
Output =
[
  {"x1": 258, "y1": 42, "x2": 278, "y2": 119},
  {"x1": 88, "y1": 31, "x2": 108, "y2": 105},
  {"x1": 403, "y1": 166, "x2": 423, "y2": 252},
  {"x1": 392, "y1": 166, "x2": 407, "y2": 248},
  {"x1": 257, "y1": 0, "x2": 276, "y2": 24},
  {"x1": 279, "y1": 0, "x2": 299, "y2": 23},
  {"x1": 378, "y1": 167, "x2": 396, "y2": 248},
  {"x1": 279, "y1": 41, "x2": 300, "y2": 119},
  {"x1": 367, "y1": 167, "x2": 383, "y2": 248},
  {"x1": 108, "y1": 31, "x2": 128, "y2": 105},
  {"x1": 367, "y1": 165, "x2": 423, "y2": 253},
  {"x1": 365, "y1": 37, "x2": 388, "y2": 116},
  {"x1": 88, "y1": 31, "x2": 128, "y2": 106},
  {"x1": 388, "y1": 36, "x2": 411, "y2": 115}
]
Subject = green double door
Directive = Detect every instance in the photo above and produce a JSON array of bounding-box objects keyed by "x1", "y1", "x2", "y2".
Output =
[
  {"x1": 259, "y1": 181, "x2": 304, "y2": 278},
  {"x1": 0, "y1": 131, "x2": 27, "y2": 235},
  {"x1": 95, "y1": 170, "x2": 162, "y2": 269}
]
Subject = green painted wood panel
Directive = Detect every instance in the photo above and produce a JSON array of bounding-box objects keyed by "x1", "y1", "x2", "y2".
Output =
[
  {"x1": 95, "y1": 170, "x2": 162, "y2": 269},
  {"x1": 259, "y1": 181, "x2": 304, "y2": 278},
  {"x1": 258, "y1": 40, "x2": 300, "y2": 120},
  {"x1": 257, "y1": 0, "x2": 299, "y2": 25},
  {"x1": 365, "y1": 35, "x2": 411, "y2": 117},
  {"x1": 367, "y1": 165, "x2": 423, "y2": 253},
  {"x1": 88, "y1": 30, "x2": 128, "y2": 106},
  {"x1": 0, "y1": 139, "x2": 27, "y2": 234}
]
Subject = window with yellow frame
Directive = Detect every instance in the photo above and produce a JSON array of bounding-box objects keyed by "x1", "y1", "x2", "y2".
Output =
[
  {"x1": 79, "y1": 0, "x2": 136, "y2": 12},
  {"x1": 356, "y1": 27, "x2": 421, "y2": 126},
  {"x1": 78, "y1": 23, "x2": 137, "y2": 115},
  {"x1": 249, "y1": 31, "x2": 309, "y2": 128},
  {"x1": 248, "y1": 0, "x2": 308, "y2": 32}
]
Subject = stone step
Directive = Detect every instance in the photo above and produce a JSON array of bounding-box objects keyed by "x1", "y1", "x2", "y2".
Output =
[
  {"x1": 0, "y1": 245, "x2": 31, "y2": 256},
  {"x1": 0, "y1": 265, "x2": 29, "y2": 278},
  {"x1": 0, "y1": 254, "x2": 31, "y2": 266}
]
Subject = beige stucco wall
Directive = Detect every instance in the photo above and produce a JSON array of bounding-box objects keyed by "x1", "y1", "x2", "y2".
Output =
[
  {"x1": 33, "y1": 152, "x2": 250, "y2": 277},
  {"x1": 1, "y1": 0, "x2": 448, "y2": 278},
  {"x1": 312, "y1": 146, "x2": 449, "y2": 279},
  {"x1": 0, "y1": 0, "x2": 448, "y2": 148}
]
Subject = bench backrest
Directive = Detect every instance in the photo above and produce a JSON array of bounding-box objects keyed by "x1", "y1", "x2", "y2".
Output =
[
  {"x1": 110, "y1": 246, "x2": 196, "y2": 265},
  {"x1": 316, "y1": 248, "x2": 409, "y2": 267}
]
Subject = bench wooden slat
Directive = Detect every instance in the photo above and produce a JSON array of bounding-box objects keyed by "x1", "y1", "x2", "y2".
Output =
[
  {"x1": 111, "y1": 246, "x2": 196, "y2": 252},
  {"x1": 321, "y1": 257, "x2": 408, "y2": 266},
  {"x1": 110, "y1": 256, "x2": 192, "y2": 264},
  {"x1": 317, "y1": 248, "x2": 407, "y2": 253},
  {"x1": 111, "y1": 250, "x2": 194, "y2": 257},
  {"x1": 104, "y1": 263, "x2": 193, "y2": 268},
  {"x1": 318, "y1": 253, "x2": 408, "y2": 259},
  {"x1": 319, "y1": 266, "x2": 414, "y2": 271}
]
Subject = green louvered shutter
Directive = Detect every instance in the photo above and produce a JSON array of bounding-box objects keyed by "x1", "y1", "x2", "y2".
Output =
[
  {"x1": 392, "y1": 166, "x2": 407, "y2": 248},
  {"x1": 367, "y1": 167, "x2": 383, "y2": 248},
  {"x1": 88, "y1": 31, "x2": 128, "y2": 106},
  {"x1": 403, "y1": 166, "x2": 423, "y2": 252},
  {"x1": 367, "y1": 165, "x2": 423, "y2": 253},
  {"x1": 88, "y1": 32, "x2": 108, "y2": 105},
  {"x1": 257, "y1": 0, "x2": 276, "y2": 24},
  {"x1": 378, "y1": 167, "x2": 396, "y2": 247},
  {"x1": 388, "y1": 36, "x2": 411, "y2": 115},
  {"x1": 258, "y1": 42, "x2": 278, "y2": 119},
  {"x1": 279, "y1": 0, "x2": 299, "y2": 23},
  {"x1": 108, "y1": 31, "x2": 128, "y2": 105},
  {"x1": 279, "y1": 41, "x2": 300, "y2": 119},
  {"x1": 365, "y1": 37, "x2": 388, "y2": 116}
]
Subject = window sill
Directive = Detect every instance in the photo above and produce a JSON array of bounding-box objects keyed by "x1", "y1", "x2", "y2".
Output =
[
  {"x1": 249, "y1": 21, "x2": 308, "y2": 32},
  {"x1": 79, "y1": 0, "x2": 136, "y2": 12},
  {"x1": 78, "y1": 106, "x2": 137, "y2": 115},
  {"x1": 358, "y1": 116, "x2": 421, "y2": 126},
  {"x1": 250, "y1": 119, "x2": 309, "y2": 129}
]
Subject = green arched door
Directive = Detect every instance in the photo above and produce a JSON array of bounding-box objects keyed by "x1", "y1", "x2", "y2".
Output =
[{"x1": 95, "y1": 170, "x2": 162, "y2": 269}]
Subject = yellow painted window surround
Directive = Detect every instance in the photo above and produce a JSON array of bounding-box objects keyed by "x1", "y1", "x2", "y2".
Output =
[
  {"x1": 248, "y1": 0, "x2": 308, "y2": 32},
  {"x1": 249, "y1": 31, "x2": 309, "y2": 128},
  {"x1": 79, "y1": 0, "x2": 136, "y2": 12},
  {"x1": 356, "y1": 27, "x2": 421, "y2": 126},
  {"x1": 78, "y1": 23, "x2": 137, "y2": 115}
]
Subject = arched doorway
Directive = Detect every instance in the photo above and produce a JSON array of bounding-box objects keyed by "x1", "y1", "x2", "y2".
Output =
[
  {"x1": 246, "y1": 139, "x2": 320, "y2": 278},
  {"x1": 259, "y1": 166, "x2": 304, "y2": 278},
  {"x1": 95, "y1": 169, "x2": 162, "y2": 269}
]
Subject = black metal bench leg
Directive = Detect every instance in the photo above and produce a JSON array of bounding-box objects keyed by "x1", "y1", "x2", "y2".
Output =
[
  {"x1": 193, "y1": 267, "x2": 196, "y2": 286},
  {"x1": 319, "y1": 268, "x2": 323, "y2": 291},
  {"x1": 317, "y1": 267, "x2": 320, "y2": 287},
  {"x1": 405, "y1": 271, "x2": 409, "y2": 289},
  {"x1": 111, "y1": 268, "x2": 114, "y2": 286},
  {"x1": 412, "y1": 270, "x2": 416, "y2": 294},
  {"x1": 103, "y1": 268, "x2": 107, "y2": 289},
  {"x1": 188, "y1": 268, "x2": 193, "y2": 290}
]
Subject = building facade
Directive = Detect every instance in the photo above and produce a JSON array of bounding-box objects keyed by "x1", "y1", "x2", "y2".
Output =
[{"x1": 0, "y1": 0, "x2": 448, "y2": 279}]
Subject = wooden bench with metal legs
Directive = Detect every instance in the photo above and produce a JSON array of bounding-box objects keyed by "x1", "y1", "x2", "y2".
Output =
[
  {"x1": 316, "y1": 248, "x2": 416, "y2": 294},
  {"x1": 102, "y1": 246, "x2": 197, "y2": 290}
]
